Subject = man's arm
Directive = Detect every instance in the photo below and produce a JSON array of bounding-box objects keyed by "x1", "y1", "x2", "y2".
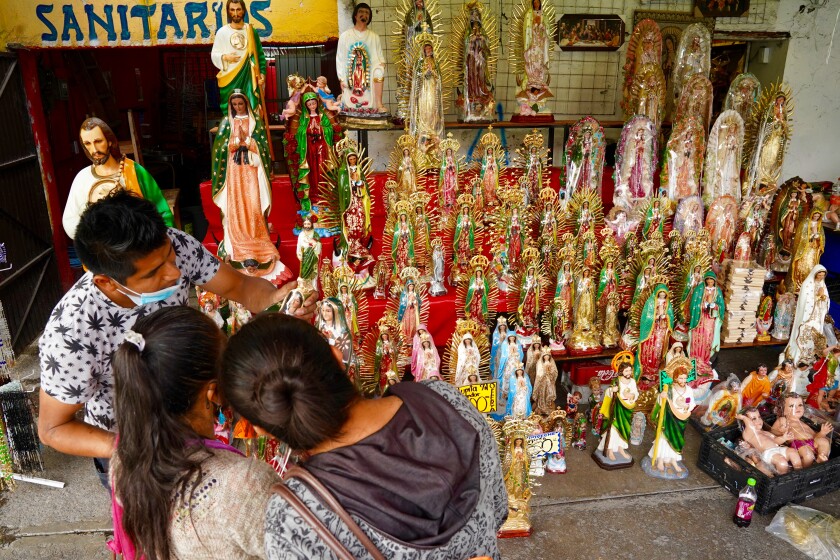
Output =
[
  {"x1": 201, "y1": 261, "x2": 317, "y2": 319},
  {"x1": 37, "y1": 390, "x2": 115, "y2": 458}
]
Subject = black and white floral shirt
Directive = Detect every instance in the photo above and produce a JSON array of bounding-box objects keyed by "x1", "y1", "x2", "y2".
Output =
[{"x1": 39, "y1": 228, "x2": 220, "y2": 432}]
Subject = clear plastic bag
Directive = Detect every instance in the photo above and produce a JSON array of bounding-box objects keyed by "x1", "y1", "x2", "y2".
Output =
[{"x1": 766, "y1": 505, "x2": 840, "y2": 560}]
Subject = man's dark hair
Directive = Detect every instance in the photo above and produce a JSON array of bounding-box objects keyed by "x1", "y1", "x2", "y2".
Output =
[
  {"x1": 74, "y1": 190, "x2": 168, "y2": 283},
  {"x1": 353, "y1": 3, "x2": 372, "y2": 24},
  {"x1": 79, "y1": 117, "x2": 121, "y2": 163},
  {"x1": 226, "y1": 0, "x2": 247, "y2": 22}
]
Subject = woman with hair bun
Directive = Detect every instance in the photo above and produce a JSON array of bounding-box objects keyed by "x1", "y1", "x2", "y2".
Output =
[
  {"x1": 111, "y1": 306, "x2": 277, "y2": 560},
  {"x1": 222, "y1": 313, "x2": 507, "y2": 559}
]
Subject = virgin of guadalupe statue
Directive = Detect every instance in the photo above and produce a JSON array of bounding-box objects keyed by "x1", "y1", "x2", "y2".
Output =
[
  {"x1": 454, "y1": 332, "x2": 482, "y2": 386},
  {"x1": 785, "y1": 265, "x2": 829, "y2": 366},
  {"x1": 315, "y1": 298, "x2": 354, "y2": 366},
  {"x1": 630, "y1": 63, "x2": 666, "y2": 130},
  {"x1": 397, "y1": 146, "x2": 418, "y2": 194},
  {"x1": 672, "y1": 24, "x2": 711, "y2": 107},
  {"x1": 687, "y1": 271, "x2": 725, "y2": 378},
  {"x1": 554, "y1": 261, "x2": 574, "y2": 328},
  {"x1": 437, "y1": 134, "x2": 462, "y2": 213},
  {"x1": 673, "y1": 196, "x2": 704, "y2": 236},
  {"x1": 394, "y1": 0, "x2": 437, "y2": 120},
  {"x1": 704, "y1": 195, "x2": 739, "y2": 263},
  {"x1": 285, "y1": 90, "x2": 340, "y2": 213},
  {"x1": 613, "y1": 116, "x2": 658, "y2": 209},
  {"x1": 724, "y1": 73, "x2": 761, "y2": 129},
  {"x1": 515, "y1": 130, "x2": 548, "y2": 205},
  {"x1": 517, "y1": 264, "x2": 541, "y2": 329},
  {"x1": 662, "y1": 117, "x2": 705, "y2": 201},
  {"x1": 374, "y1": 329, "x2": 400, "y2": 393},
  {"x1": 212, "y1": 91, "x2": 289, "y2": 281},
  {"x1": 569, "y1": 267, "x2": 601, "y2": 353},
  {"x1": 621, "y1": 19, "x2": 662, "y2": 115},
  {"x1": 743, "y1": 83, "x2": 794, "y2": 197},
  {"x1": 506, "y1": 208, "x2": 525, "y2": 269},
  {"x1": 452, "y1": 194, "x2": 477, "y2": 282},
  {"x1": 510, "y1": 0, "x2": 556, "y2": 116},
  {"x1": 429, "y1": 238, "x2": 448, "y2": 296},
  {"x1": 453, "y1": 0, "x2": 499, "y2": 123},
  {"x1": 785, "y1": 210, "x2": 826, "y2": 294},
  {"x1": 408, "y1": 34, "x2": 447, "y2": 152},
  {"x1": 597, "y1": 256, "x2": 620, "y2": 312},
  {"x1": 635, "y1": 284, "x2": 675, "y2": 391},
  {"x1": 674, "y1": 74, "x2": 713, "y2": 135},
  {"x1": 391, "y1": 202, "x2": 416, "y2": 273},
  {"x1": 702, "y1": 110, "x2": 744, "y2": 206},
  {"x1": 565, "y1": 117, "x2": 605, "y2": 196},
  {"x1": 476, "y1": 128, "x2": 504, "y2": 206},
  {"x1": 398, "y1": 278, "x2": 423, "y2": 344},
  {"x1": 464, "y1": 258, "x2": 492, "y2": 324}
]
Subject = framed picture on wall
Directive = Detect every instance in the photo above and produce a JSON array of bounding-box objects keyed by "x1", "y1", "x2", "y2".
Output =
[
  {"x1": 632, "y1": 10, "x2": 715, "y2": 36},
  {"x1": 556, "y1": 14, "x2": 625, "y2": 51},
  {"x1": 694, "y1": 0, "x2": 749, "y2": 18}
]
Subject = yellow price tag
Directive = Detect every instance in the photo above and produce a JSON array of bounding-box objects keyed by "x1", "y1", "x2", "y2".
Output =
[
  {"x1": 458, "y1": 381, "x2": 498, "y2": 414},
  {"x1": 527, "y1": 432, "x2": 561, "y2": 457}
]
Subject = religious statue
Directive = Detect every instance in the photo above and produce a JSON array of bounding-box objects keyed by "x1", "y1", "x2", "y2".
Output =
[
  {"x1": 367, "y1": 315, "x2": 401, "y2": 395},
  {"x1": 212, "y1": 91, "x2": 290, "y2": 282},
  {"x1": 211, "y1": 0, "x2": 267, "y2": 116},
  {"x1": 643, "y1": 358, "x2": 696, "y2": 478},
  {"x1": 630, "y1": 63, "x2": 666, "y2": 131},
  {"x1": 567, "y1": 187, "x2": 604, "y2": 238},
  {"x1": 702, "y1": 110, "x2": 745, "y2": 206},
  {"x1": 604, "y1": 207, "x2": 638, "y2": 246},
  {"x1": 506, "y1": 208, "x2": 526, "y2": 271},
  {"x1": 394, "y1": 0, "x2": 438, "y2": 120},
  {"x1": 536, "y1": 188, "x2": 561, "y2": 263},
  {"x1": 568, "y1": 266, "x2": 602, "y2": 355},
  {"x1": 736, "y1": 407, "x2": 800, "y2": 474},
  {"x1": 317, "y1": 134, "x2": 374, "y2": 263},
  {"x1": 545, "y1": 298, "x2": 569, "y2": 355},
  {"x1": 197, "y1": 290, "x2": 225, "y2": 330},
  {"x1": 771, "y1": 393, "x2": 833, "y2": 468},
  {"x1": 453, "y1": 0, "x2": 499, "y2": 122},
  {"x1": 517, "y1": 261, "x2": 543, "y2": 331},
  {"x1": 673, "y1": 234, "x2": 713, "y2": 340},
  {"x1": 771, "y1": 292, "x2": 797, "y2": 341},
  {"x1": 335, "y1": 3, "x2": 390, "y2": 122},
  {"x1": 410, "y1": 192, "x2": 433, "y2": 278},
  {"x1": 496, "y1": 333, "x2": 524, "y2": 400},
  {"x1": 389, "y1": 131, "x2": 422, "y2": 199},
  {"x1": 593, "y1": 352, "x2": 639, "y2": 469},
  {"x1": 450, "y1": 319, "x2": 488, "y2": 386},
  {"x1": 705, "y1": 195, "x2": 740, "y2": 264},
  {"x1": 597, "y1": 235, "x2": 620, "y2": 311},
  {"x1": 565, "y1": 117, "x2": 605, "y2": 196},
  {"x1": 662, "y1": 116, "x2": 705, "y2": 201},
  {"x1": 515, "y1": 130, "x2": 549, "y2": 205},
  {"x1": 602, "y1": 292, "x2": 622, "y2": 349},
  {"x1": 621, "y1": 19, "x2": 662, "y2": 115},
  {"x1": 327, "y1": 266, "x2": 368, "y2": 341},
  {"x1": 672, "y1": 23, "x2": 711, "y2": 108},
  {"x1": 510, "y1": 0, "x2": 556, "y2": 117},
  {"x1": 673, "y1": 196, "x2": 705, "y2": 236},
  {"x1": 743, "y1": 83, "x2": 794, "y2": 197},
  {"x1": 724, "y1": 73, "x2": 761, "y2": 127},
  {"x1": 687, "y1": 271, "x2": 725, "y2": 380},
  {"x1": 408, "y1": 32, "x2": 447, "y2": 152},
  {"x1": 498, "y1": 419, "x2": 538, "y2": 537},
  {"x1": 451, "y1": 194, "x2": 478, "y2": 283},
  {"x1": 634, "y1": 283, "x2": 674, "y2": 391},
  {"x1": 784, "y1": 210, "x2": 826, "y2": 294},
  {"x1": 756, "y1": 295, "x2": 774, "y2": 342},
  {"x1": 460, "y1": 255, "x2": 497, "y2": 327},
  {"x1": 315, "y1": 298, "x2": 355, "y2": 367},
  {"x1": 532, "y1": 349, "x2": 558, "y2": 415},
  {"x1": 613, "y1": 116, "x2": 658, "y2": 209},
  {"x1": 411, "y1": 326, "x2": 441, "y2": 382},
  {"x1": 491, "y1": 316, "x2": 510, "y2": 371},
  {"x1": 284, "y1": 89, "x2": 341, "y2": 213},
  {"x1": 505, "y1": 365, "x2": 532, "y2": 418},
  {"x1": 674, "y1": 74, "x2": 713, "y2": 135},
  {"x1": 770, "y1": 177, "x2": 811, "y2": 264},
  {"x1": 295, "y1": 215, "x2": 321, "y2": 295},
  {"x1": 784, "y1": 265, "x2": 830, "y2": 367},
  {"x1": 437, "y1": 134, "x2": 463, "y2": 213},
  {"x1": 429, "y1": 238, "x2": 448, "y2": 296},
  {"x1": 396, "y1": 273, "x2": 425, "y2": 349},
  {"x1": 476, "y1": 127, "x2": 504, "y2": 207}
]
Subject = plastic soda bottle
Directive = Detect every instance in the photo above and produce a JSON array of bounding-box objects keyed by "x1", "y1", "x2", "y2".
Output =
[{"x1": 733, "y1": 477, "x2": 757, "y2": 527}]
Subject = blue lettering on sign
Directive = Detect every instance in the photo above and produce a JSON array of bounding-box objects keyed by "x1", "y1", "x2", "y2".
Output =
[
  {"x1": 251, "y1": 0, "x2": 272, "y2": 38},
  {"x1": 130, "y1": 3, "x2": 157, "y2": 41},
  {"x1": 61, "y1": 5, "x2": 83, "y2": 42},
  {"x1": 116, "y1": 5, "x2": 131, "y2": 41},
  {"x1": 157, "y1": 3, "x2": 184, "y2": 39},
  {"x1": 85, "y1": 5, "x2": 117, "y2": 43},
  {"x1": 212, "y1": 2, "x2": 224, "y2": 31},
  {"x1": 185, "y1": 2, "x2": 211, "y2": 39},
  {"x1": 36, "y1": 5, "x2": 58, "y2": 42}
]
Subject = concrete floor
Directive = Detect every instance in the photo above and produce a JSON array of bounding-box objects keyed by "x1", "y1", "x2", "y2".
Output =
[{"x1": 1, "y1": 342, "x2": 838, "y2": 559}]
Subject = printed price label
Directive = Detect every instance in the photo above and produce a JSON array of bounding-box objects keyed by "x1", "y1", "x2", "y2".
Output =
[
  {"x1": 527, "y1": 432, "x2": 561, "y2": 457},
  {"x1": 458, "y1": 381, "x2": 498, "y2": 413}
]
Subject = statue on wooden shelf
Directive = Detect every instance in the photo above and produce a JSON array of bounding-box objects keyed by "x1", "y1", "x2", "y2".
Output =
[
  {"x1": 703, "y1": 110, "x2": 744, "y2": 207},
  {"x1": 784, "y1": 210, "x2": 825, "y2": 295},
  {"x1": 784, "y1": 265, "x2": 829, "y2": 367},
  {"x1": 394, "y1": 0, "x2": 438, "y2": 120},
  {"x1": 336, "y1": 3, "x2": 390, "y2": 123},
  {"x1": 408, "y1": 31, "x2": 448, "y2": 153},
  {"x1": 621, "y1": 19, "x2": 662, "y2": 116},
  {"x1": 770, "y1": 292, "x2": 797, "y2": 341},
  {"x1": 565, "y1": 117, "x2": 605, "y2": 197},
  {"x1": 453, "y1": 0, "x2": 499, "y2": 123},
  {"x1": 724, "y1": 73, "x2": 761, "y2": 128},
  {"x1": 672, "y1": 23, "x2": 711, "y2": 109},
  {"x1": 613, "y1": 116, "x2": 658, "y2": 210},
  {"x1": 510, "y1": 0, "x2": 556, "y2": 118},
  {"x1": 212, "y1": 91, "x2": 290, "y2": 282},
  {"x1": 662, "y1": 116, "x2": 705, "y2": 201},
  {"x1": 743, "y1": 82, "x2": 794, "y2": 198}
]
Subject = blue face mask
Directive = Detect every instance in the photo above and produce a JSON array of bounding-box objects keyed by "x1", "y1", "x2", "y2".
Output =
[{"x1": 114, "y1": 280, "x2": 179, "y2": 306}]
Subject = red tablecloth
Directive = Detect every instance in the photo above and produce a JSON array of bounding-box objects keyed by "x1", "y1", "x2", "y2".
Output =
[{"x1": 199, "y1": 165, "x2": 618, "y2": 345}]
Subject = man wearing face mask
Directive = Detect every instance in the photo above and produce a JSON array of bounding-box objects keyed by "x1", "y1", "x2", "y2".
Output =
[
  {"x1": 63, "y1": 117, "x2": 173, "y2": 239},
  {"x1": 39, "y1": 191, "x2": 316, "y2": 487}
]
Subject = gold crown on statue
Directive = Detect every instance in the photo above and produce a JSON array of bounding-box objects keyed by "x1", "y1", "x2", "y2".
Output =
[
  {"x1": 470, "y1": 255, "x2": 489, "y2": 270},
  {"x1": 378, "y1": 313, "x2": 398, "y2": 334},
  {"x1": 332, "y1": 264, "x2": 355, "y2": 286},
  {"x1": 607, "y1": 291, "x2": 620, "y2": 305},
  {"x1": 413, "y1": 30, "x2": 439, "y2": 52},
  {"x1": 478, "y1": 126, "x2": 501, "y2": 151},
  {"x1": 396, "y1": 131, "x2": 417, "y2": 151},
  {"x1": 400, "y1": 266, "x2": 420, "y2": 282},
  {"x1": 336, "y1": 133, "x2": 359, "y2": 156},
  {"x1": 539, "y1": 187, "x2": 556, "y2": 203},
  {"x1": 522, "y1": 246, "x2": 539, "y2": 264},
  {"x1": 394, "y1": 200, "x2": 412, "y2": 216},
  {"x1": 455, "y1": 318, "x2": 482, "y2": 336},
  {"x1": 505, "y1": 187, "x2": 524, "y2": 207},
  {"x1": 599, "y1": 242, "x2": 620, "y2": 263},
  {"x1": 410, "y1": 191, "x2": 431, "y2": 207},
  {"x1": 523, "y1": 129, "x2": 545, "y2": 150},
  {"x1": 431, "y1": 237, "x2": 444, "y2": 249},
  {"x1": 385, "y1": 179, "x2": 398, "y2": 191},
  {"x1": 502, "y1": 416, "x2": 538, "y2": 439},
  {"x1": 439, "y1": 132, "x2": 460, "y2": 154},
  {"x1": 457, "y1": 193, "x2": 475, "y2": 207}
]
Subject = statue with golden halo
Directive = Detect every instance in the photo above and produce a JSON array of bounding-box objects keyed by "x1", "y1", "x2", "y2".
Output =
[
  {"x1": 673, "y1": 230, "x2": 712, "y2": 342},
  {"x1": 509, "y1": 0, "x2": 556, "y2": 119},
  {"x1": 429, "y1": 237, "x2": 449, "y2": 296},
  {"x1": 385, "y1": 200, "x2": 417, "y2": 275},
  {"x1": 410, "y1": 191, "x2": 434, "y2": 279},
  {"x1": 621, "y1": 19, "x2": 661, "y2": 116},
  {"x1": 630, "y1": 63, "x2": 666, "y2": 132},
  {"x1": 394, "y1": 0, "x2": 440, "y2": 120},
  {"x1": 566, "y1": 185, "x2": 604, "y2": 238},
  {"x1": 498, "y1": 417, "x2": 540, "y2": 537},
  {"x1": 443, "y1": 317, "x2": 490, "y2": 386},
  {"x1": 474, "y1": 126, "x2": 505, "y2": 207},
  {"x1": 452, "y1": 0, "x2": 499, "y2": 123},
  {"x1": 593, "y1": 351, "x2": 639, "y2": 469},
  {"x1": 565, "y1": 116, "x2": 606, "y2": 198},
  {"x1": 456, "y1": 254, "x2": 498, "y2": 327},
  {"x1": 406, "y1": 29, "x2": 451, "y2": 153},
  {"x1": 360, "y1": 313, "x2": 403, "y2": 396},
  {"x1": 449, "y1": 193, "x2": 482, "y2": 284},
  {"x1": 743, "y1": 81, "x2": 794, "y2": 198},
  {"x1": 515, "y1": 246, "x2": 546, "y2": 334},
  {"x1": 323, "y1": 264, "x2": 370, "y2": 343},
  {"x1": 532, "y1": 187, "x2": 563, "y2": 270},
  {"x1": 435, "y1": 133, "x2": 465, "y2": 214},
  {"x1": 514, "y1": 129, "x2": 550, "y2": 206},
  {"x1": 385, "y1": 267, "x2": 430, "y2": 360}
]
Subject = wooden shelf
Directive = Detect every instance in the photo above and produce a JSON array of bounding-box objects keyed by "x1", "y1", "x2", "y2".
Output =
[
  {"x1": 552, "y1": 337, "x2": 788, "y2": 364},
  {"x1": 268, "y1": 119, "x2": 627, "y2": 133}
]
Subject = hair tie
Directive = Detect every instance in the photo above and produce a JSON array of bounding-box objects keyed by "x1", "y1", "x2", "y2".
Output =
[{"x1": 123, "y1": 330, "x2": 145, "y2": 352}]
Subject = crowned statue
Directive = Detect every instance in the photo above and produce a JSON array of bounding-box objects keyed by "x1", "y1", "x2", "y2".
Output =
[
  {"x1": 437, "y1": 133, "x2": 463, "y2": 213},
  {"x1": 476, "y1": 127, "x2": 505, "y2": 207},
  {"x1": 565, "y1": 117, "x2": 605, "y2": 196},
  {"x1": 453, "y1": 0, "x2": 499, "y2": 122},
  {"x1": 408, "y1": 31, "x2": 447, "y2": 152}
]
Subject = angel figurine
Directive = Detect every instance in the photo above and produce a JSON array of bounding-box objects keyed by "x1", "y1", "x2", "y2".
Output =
[
  {"x1": 743, "y1": 83, "x2": 794, "y2": 197},
  {"x1": 429, "y1": 238, "x2": 448, "y2": 296},
  {"x1": 703, "y1": 110, "x2": 745, "y2": 206},
  {"x1": 593, "y1": 352, "x2": 639, "y2": 469},
  {"x1": 411, "y1": 326, "x2": 441, "y2": 382},
  {"x1": 613, "y1": 116, "x2": 658, "y2": 209},
  {"x1": 662, "y1": 116, "x2": 705, "y2": 201},
  {"x1": 724, "y1": 72, "x2": 761, "y2": 126},
  {"x1": 509, "y1": 0, "x2": 556, "y2": 117},
  {"x1": 437, "y1": 133, "x2": 463, "y2": 213},
  {"x1": 621, "y1": 19, "x2": 662, "y2": 115},
  {"x1": 453, "y1": 0, "x2": 499, "y2": 123},
  {"x1": 476, "y1": 127, "x2": 504, "y2": 207},
  {"x1": 565, "y1": 117, "x2": 605, "y2": 196}
]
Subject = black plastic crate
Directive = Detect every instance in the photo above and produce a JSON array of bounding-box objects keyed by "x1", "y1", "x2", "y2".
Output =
[{"x1": 697, "y1": 414, "x2": 840, "y2": 515}]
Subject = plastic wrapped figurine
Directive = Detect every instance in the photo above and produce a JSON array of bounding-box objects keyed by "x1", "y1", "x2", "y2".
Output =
[
  {"x1": 604, "y1": 206, "x2": 638, "y2": 246},
  {"x1": 784, "y1": 265, "x2": 829, "y2": 366},
  {"x1": 453, "y1": 0, "x2": 499, "y2": 123},
  {"x1": 703, "y1": 110, "x2": 744, "y2": 206},
  {"x1": 643, "y1": 358, "x2": 696, "y2": 478},
  {"x1": 705, "y1": 195, "x2": 739, "y2": 264},
  {"x1": 613, "y1": 116, "x2": 658, "y2": 209},
  {"x1": 394, "y1": 0, "x2": 437, "y2": 120},
  {"x1": 429, "y1": 238, "x2": 448, "y2": 296},
  {"x1": 674, "y1": 74, "x2": 713, "y2": 135},
  {"x1": 672, "y1": 23, "x2": 711, "y2": 107},
  {"x1": 564, "y1": 117, "x2": 605, "y2": 196},
  {"x1": 673, "y1": 196, "x2": 705, "y2": 236},
  {"x1": 336, "y1": 3, "x2": 389, "y2": 120},
  {"x1": 407, "y1": 32, "x2": 448, "y2": 152},
  {"x1": 621, "y1": 19, "x2": 662, "y2": 115},
  {"x1": 743, "y1": 83, "x2": 794, "y2": 197},
  {"x1": 594, "y1": 354, "x2": 639, "y2": 468},
  {"x1": 724, "y1": 73, "x2": 761, "y2": 126},
  {"x1": 784, "y1": 210, "x2": 825, "y2": 294},
  {"x1": 507, "y1": 364, "x2": 533, "y2": 417},
  {"x1": 630, "y1": 63, "x2": 666, "y2": 131},
  {"x1": 411, "y1": 325, "x2": 441, "y2": 382},
  {"x1": 662, "y1": 116, "x2": 705, "y2": 201},
  {"x1": 532, "y1": 349, "x2": 558, "y2": 416},
  {"x1": 771, "y1": 393, "x2": 833, "y2": 467},
  {"x1": 771, "y1": 292, "x2": 797, "y2": 340},
  {"x1": 630, "y1": 412, "x2": 646, "y2": 446},
  {"x1": 700, "y1": 375, "x2": 742, "y2": 428},
  {"x1": 687, "y1": 271, "x2": 725, "y2": 380},
  {"x1": 736, "y1": 407, "x2": 799, "y2": 474},
  {"x1": 436, "y1": 133, "x2": 463, "y2": 213},
  {"x1": 509, "y1": 0, "x2": 556, "y2": 117}
]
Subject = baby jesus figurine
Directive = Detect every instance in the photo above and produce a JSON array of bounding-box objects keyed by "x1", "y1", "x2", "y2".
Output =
[
  {"x1": 771, "y1": 393, "x2": 833, "y2": 467},
  {"x1": 736, "y1": 407, "x2": 800, "y2": 475},
  {"x1": 316, "y1": 76, "x2": 342, "y2": 112}
]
